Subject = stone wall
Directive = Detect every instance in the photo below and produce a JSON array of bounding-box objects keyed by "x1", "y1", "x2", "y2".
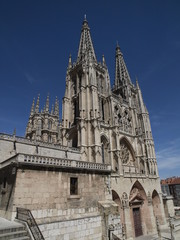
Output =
[
  {"x1": 9, "y1": 169, "x2": 107, "y2": 222},
  {"x1": 39, "y1": 215, "x2": 102, "y2": 240},
  {"x1": 0, "y1": 135, "x2": 80, "y2": 164}
]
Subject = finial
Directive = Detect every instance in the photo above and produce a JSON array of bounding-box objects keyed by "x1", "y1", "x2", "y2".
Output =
[
  {"x1": 83, "y1": 14, "x2": 88, "y2": 26},
  {"x1": 102, "y1": 54, "x2": 106, "y2": 66},
  {"x1": 136, "y1": 77, "x2": 140, "y2": 89},
  {"x1": 35, "y1": 94, "x2": 40, "y2": 113},
  {"x1": 116, "y1": 41, "x2": 122, "y2": 56},
  {"x1": 45, "y1": 93, "x2": 50, "y2": 112},
  {"x1": 54, "y1": 96, "x2": 59, "y2": 116},
  {"x1": 116, "y1": 41, "x2": 120, "y2": 50},
  {"x1": 68, "y1": 54, "x2": 72, "y2": 69},
  {"x1": 30, "y1": 97, "x2": 35, "y2": 116}
]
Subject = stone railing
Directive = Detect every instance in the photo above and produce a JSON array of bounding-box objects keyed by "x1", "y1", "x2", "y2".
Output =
[
  {"x1": 123, "y1": 171, "x2": 146, "y2": 178},
  {"x1": 17, "y1": 154, "x2": 111, "y2": 172},
  {"x1": 0, "y1": 133, "x2": 79, "y2": 152},
  {"x1": 123, "y1": 168, "x2": 158, "y2": 179}
]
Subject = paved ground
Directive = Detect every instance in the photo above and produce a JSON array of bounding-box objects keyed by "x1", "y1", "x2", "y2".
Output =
[
  {"x1": 0, "y1": 217, "x2": 23, "y2": 230},
  {"x1": 135, "y1": 229, "x2": 180, "y2": 240},
  {"x1": 135, "y1": 234, "x2": 157, "y2": 240}
]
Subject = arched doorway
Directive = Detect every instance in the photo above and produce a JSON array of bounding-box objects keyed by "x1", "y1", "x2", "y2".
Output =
[
  {"x1": 152, "y1": 190, "x2": 163, "y2": 224},
  {"x1": 129, "y1": 181, "x2": 152, "y2": 238}
]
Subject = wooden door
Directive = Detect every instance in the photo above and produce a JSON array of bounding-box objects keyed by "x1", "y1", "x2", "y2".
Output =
[{"x1": 133, "y1": 207, "x2": 143, "y2": 237}]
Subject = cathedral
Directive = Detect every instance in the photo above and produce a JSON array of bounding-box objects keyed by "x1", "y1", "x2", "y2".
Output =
[{"x1": 0, "y1": 18, "x2": 173, "y2": 240}]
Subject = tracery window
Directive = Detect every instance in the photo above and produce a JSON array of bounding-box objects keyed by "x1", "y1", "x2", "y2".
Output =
[{"x1": 120, "y1": 139, "x2": 135, "y2": 166}]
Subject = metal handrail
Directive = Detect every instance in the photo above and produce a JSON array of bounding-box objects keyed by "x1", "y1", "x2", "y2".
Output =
[{"x1": 16, "y1": 207, "x2": 44, "y2": 240}]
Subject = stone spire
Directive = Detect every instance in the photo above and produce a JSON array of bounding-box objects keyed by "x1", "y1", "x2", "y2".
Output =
[
  {"x1": 102, "y1": 54, "x2": 106, "y2": 67},
  {"x1": 54, "y1": 96, "x2": 59, "y2": 116},
  {"x1": 68, "y1": 54, "x2": 72, "y2": 69},
  {"x1": 136, "y1": 79, "x2": 145, "y2": 113},
  {"x1": 77, "y1": 16, "x2": 97, "y2": 63},
  {"x1": 35, "y1": 94, "x2": 40, "y2": 113},
  {"x1": 30, "y1": 98, "x2": 35, "y2": 116},
  {"x1": 45, "y1": 94, "x2": 49, "y2": 113},
  {"x1": 114, "y1": 43, "x2": 132, "y2": 88}
]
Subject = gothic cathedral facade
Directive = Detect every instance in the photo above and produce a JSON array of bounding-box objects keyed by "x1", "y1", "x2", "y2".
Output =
[{"x1": 0, "y1": 18, "x2": 169, "y2": 240}]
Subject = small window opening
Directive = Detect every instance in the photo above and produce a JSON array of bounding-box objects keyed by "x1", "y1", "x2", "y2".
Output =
[
  {"x1": 70, "y1": 177, "x2": 78, "y2": 195},
  {"x1": 13, "y1": 141, "x2": 16, "y2": 150}
]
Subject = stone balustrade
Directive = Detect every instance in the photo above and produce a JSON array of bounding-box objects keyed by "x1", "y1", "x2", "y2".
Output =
[
  {"x1": 123, "y1": 170, "x2": 158, "y2": 179},
  {"x1": 18, "y1": 154, "x2": 111, "y2": 172}
]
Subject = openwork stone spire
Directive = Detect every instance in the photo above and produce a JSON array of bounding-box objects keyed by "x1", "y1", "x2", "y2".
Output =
[
  {"x1": 114, "y1": 43, "x2": 132, "y2": 88},
  {"x1": 77, "y1": 16, "x2": 97, "y2": 63}
]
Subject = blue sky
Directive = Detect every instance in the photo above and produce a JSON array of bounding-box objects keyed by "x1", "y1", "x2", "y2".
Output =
[{"x1": 0, "y1": 0, "x2": 180, "y2": 179}]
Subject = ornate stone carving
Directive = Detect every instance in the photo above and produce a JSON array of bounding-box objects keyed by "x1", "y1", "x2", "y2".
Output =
[
  {"x1": 121, "y1": 192, "x2": 129, "y2": 209},
  {"x1": 120, "y1": 141, "x2": 135, "y2": 166},
  {"x1": 147, "y1": 191, "x2": 152, "y2": 205},
  {"x1": 120, "y1": 143, "x2": 129, "y2": 164},
  {"x1": 129, "y1": 187, "x2": 141, "y2": 201},
  {"x1": 114, "y1": 105, "x2": 132, "y2": 133}
]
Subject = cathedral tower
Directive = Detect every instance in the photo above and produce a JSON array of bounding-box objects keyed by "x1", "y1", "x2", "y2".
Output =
[
  {"x1": 26, "y1": 95, "x2": 60, "y2": 144},
  {"x1": 62, "y1": 17, "x2": 111, "y2": 162}
]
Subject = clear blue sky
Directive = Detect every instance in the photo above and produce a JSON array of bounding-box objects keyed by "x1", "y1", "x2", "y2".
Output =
[{"x1": 0, "y1": 0, "x2": 180, "y2": 179}]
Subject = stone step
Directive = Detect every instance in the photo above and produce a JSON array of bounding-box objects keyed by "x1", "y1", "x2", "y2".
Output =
[
  {"x1": 0, "y1": 229, "x2": 29, "y2": 240},
  {"x1": 13, "y1": 237, "x2": 30, "y2": 240},
  {"x1": 0, "y1": 226, "x2": 25, "y2": 235}
]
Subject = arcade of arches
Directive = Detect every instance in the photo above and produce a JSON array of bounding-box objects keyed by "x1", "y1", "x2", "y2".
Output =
[{"x1": 112, "y1": 181, "x2": 165, "y2": 238}]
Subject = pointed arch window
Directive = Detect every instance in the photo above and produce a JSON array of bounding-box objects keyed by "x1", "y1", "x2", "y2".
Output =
[
  {"x1": 120, "y1": 138, "x2": 136, "y2": 166},
  {"x1": 101, "y1": 135, "x2": 109, "y2": 164}
]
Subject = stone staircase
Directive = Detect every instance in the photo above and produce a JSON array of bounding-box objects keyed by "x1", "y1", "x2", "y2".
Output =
[{"x1": 0, "y1": 217, "x2": 30, "y2": 240}]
